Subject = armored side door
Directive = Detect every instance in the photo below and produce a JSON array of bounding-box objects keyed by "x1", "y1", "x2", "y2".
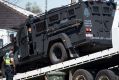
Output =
[
  {"x1": 88, "y1": 2, "x2": 103, "y2": 38},
  {"x1": 89, "y1": 1, "x2": 115, "y2": 40},
  {"x1": 31, "y1": 20, "x2": 47, "y2": 56},
  {"x1": 17, "y1": 25, "x2": 30, "y2": 59}
]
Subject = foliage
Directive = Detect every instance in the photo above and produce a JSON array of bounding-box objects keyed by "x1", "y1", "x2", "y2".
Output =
[{"x1": 25, "y1": 2, "x2": 42, "y2": 14}]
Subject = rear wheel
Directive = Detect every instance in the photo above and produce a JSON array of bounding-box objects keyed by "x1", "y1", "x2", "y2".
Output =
[
  {"x1": 72, "y1": 69, "x2": 94, "y2": 80},
  {"x1": 49, "y1": 42, "x2": 68, "y2": 64},
  {"x1": 95, "y1": 69, "x2": 118, "y2": 80}
]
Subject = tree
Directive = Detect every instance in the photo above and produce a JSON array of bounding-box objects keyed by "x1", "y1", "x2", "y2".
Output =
[
  {"x1": 32, "y1": 2, "x2": 42, "y2": 14},
  {"x1": 25, "y1": 2, "x2": 32, "y2": 12},
  {"x1": 25, "y1": 2, "x2": 42, "y2": 14}
]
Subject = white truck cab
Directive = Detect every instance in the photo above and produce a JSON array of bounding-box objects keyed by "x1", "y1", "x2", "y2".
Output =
[{"x1": 112, "y1": 4, "x2": 119, "y2": 49}]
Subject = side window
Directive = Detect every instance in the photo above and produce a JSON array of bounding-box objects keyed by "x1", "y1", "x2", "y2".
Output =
[
  {"x1": 49, "y1": 14, "x2": 59, "y2": 22},
  {"x1": 60, "y1": 11, "x2": 67, "y2": 20},
  {"x1": 68, "y1": 9, "x2": 75, "y2": 16},
  {"x1": 35, "y1": 21, "x2": 46, "y2": 32},
  {"x1": 92, "y1": 6, "x2": 100, "y2": 15},
  {"x1": 92, "y1": 6, "x2": 99, "y2": 13},
  {"x1": 103, "y1": 7, "x2": 111, "y2": 15},
  {"x1": 103, "y1": 7, "x2": 110, "y2": 13}
]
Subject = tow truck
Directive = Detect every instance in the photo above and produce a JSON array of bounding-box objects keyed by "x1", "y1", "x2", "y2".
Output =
[{"x1": 1, "y1": 0, "x2": 119, "y2": 80}]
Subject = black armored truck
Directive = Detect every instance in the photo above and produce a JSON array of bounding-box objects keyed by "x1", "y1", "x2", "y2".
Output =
[{"x1": 0, "y1": 0, "x2": 117, "y2": 73}]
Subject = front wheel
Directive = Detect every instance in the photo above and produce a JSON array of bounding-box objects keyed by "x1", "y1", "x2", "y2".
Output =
[{"x1": 49, "y1": 42, "x2": 68, "y2": 64}]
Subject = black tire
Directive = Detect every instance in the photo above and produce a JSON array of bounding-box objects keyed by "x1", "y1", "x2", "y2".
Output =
[
  {"x1": 96, "y1": 69, "x2": 118, "y2": 80},
  {"x1": 49, "y1": 42, "x2": 68, "y2": 64},
  {"x1": 72, "y1": 69, "x2": 94, "y2": 80}
]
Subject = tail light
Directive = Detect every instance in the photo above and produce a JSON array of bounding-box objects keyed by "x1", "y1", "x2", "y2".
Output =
[
  {"x1": 86, "y1": 27, "x2": 92, "y2": 32},
  {"x1": 85, "y1": 27, "x2": 93, "y2": 38}
]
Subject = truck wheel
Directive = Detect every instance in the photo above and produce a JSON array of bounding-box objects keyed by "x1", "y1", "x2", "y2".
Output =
[
  {"x1": 49, "y1": 42, "x2": 68, "y2": 64},
  {"x1": 96, "y1": 69, "x2": 118, "y2": 80},
  {"x1": 72, "y1": 69, "x2": 93, "y2": 80}
]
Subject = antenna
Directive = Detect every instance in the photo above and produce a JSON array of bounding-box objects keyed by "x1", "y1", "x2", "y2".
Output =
[
  {"x1": 45, "y1": 0, "x2": 48, "y2": 31},
  {"x1": 45, "y1": 0, "x2": 48, "y2": 12}
]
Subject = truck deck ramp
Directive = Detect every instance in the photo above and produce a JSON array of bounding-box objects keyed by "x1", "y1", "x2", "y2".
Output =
[{"x1": 1, "y1": 48, "x2": 118, "y2": 80}]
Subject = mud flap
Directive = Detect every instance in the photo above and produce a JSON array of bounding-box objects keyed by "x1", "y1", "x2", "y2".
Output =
[{"x1": 68, "y1": 47, "x2": 79, "y2": 58}]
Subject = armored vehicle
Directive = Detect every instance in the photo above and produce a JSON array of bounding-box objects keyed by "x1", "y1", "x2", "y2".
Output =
[{"x1": 0, "y1": 0, "x2": 117, "y2": 73}]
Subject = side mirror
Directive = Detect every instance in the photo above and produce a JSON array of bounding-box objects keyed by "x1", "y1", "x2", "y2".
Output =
[{"x1": 10, "y1": 34, "x2": 14, "y2": 43}]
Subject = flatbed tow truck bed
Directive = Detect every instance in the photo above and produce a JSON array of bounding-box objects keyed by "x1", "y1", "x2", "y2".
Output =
[
  {"x1": 0, "y1": 48, "x2": 118, "y2": 80},
  {"x1": 1, "y1": 2, "x2": 119, "y2": 80}
]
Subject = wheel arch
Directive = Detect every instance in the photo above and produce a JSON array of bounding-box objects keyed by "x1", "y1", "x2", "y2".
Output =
[{"x1": 46, "y1": 33, "x2": 73, "y2": 55}]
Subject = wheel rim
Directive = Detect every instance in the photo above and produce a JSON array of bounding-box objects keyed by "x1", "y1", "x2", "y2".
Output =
[
  {"x1": 53, "y1": 47, "x2": 62, "y2": 59},
  {"x1": 99, "y1": 76, "x2": 109, "y2": 80},
  {"x1": 75, "y1": 75, "x2": 86, "y2": 80}
]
